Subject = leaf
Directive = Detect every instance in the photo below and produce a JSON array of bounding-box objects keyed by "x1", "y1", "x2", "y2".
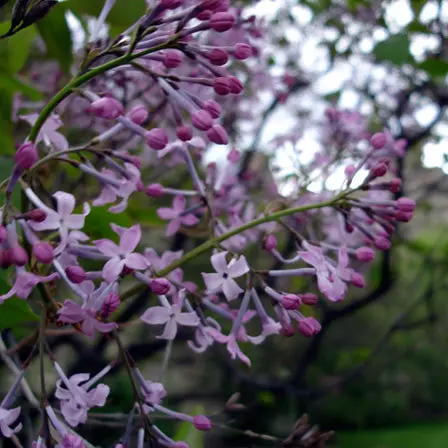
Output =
[
  {"x1": 418, "y1": 59, "x2": 448, "y2": 78},
  {"x1": 36, "y1": 3, "x2": 73, "y2": 72},
  {"x1": 83, "y1": 205, "x2": 132, "y2": 240},
  {"x1": 66, "y1": 0, "x2": 146, "y2": 28},
  {"x1": 0, "y1": 88, "x2": 14, "y2": 155},
  {"x1": 373, "y1": 34, "x2": 414, "y2": 66},
  {"x1": 0, "y1": 20, "x2": 36, "y2": 73},
  {"x1": 0, "y1": 73, "x2": 43, "y2": 100},
  {"x1": 0, "y1": 298, "x2": 40, "y2": 330}
]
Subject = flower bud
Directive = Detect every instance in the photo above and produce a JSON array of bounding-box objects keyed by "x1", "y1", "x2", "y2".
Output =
[
  {"x1": 263, "y1": 234, "x2": 277, "y2": 251},
  {"x1": 15, "y1": 142, "x2": 38, "y2": 170},
  {"x1": 149, "y1": 278, "x2": 171, "y2": 295},
  {"x1": 191, "y1": 110, "x2": 213, "y2": 131},
  {"x1": 396, "y1": 197, "x2": 416, "y2": 213},
  {"x1": 22, "y1": 209, "x2": 47, "y2": 223},
  {"x1": 146, "y1": 128, "x2": 169, "y2": 150},
  {"x1": 146, "y1": 183, "x2": 164, "y2": 198},
  {"x1": 213, "y1": 77, "x2": 231, "y2": 95},
  {"x1": 201, "y1": 0, "x2": 221, "y2": 10},
  {"x1": 302, "y1": 293, "x2": 318, "y2": 306},
  {"x1": 209, "y1": 11, "x2": 235, "y2": 32},
  {"x1": 355, "y1": 246, "x2": 375, "y2": 262},
  {"x1": 350, "y1": 272, "x2": 365, "y2": 288},
  {"x1": 281, "y1": 323, "x2": 295, "y2": 337},
  {"x1": 373, "y1": 237, "x2": 391, "y2": 251},
  {"x1": 65, "y1": 266, "x2": 86, "y2": 284},
  {"x1": 344, "y1": 164, "x2": 355, "y2": 179},
  {"x1": 281, "y1": 294, "x2": 301, "y2": 310},
  {"x1": 227, "y1": 148, "x2": 240, "y2": 163},
  {"x1": 88, "y1": 97, "x2": 124, "y2": 120},
  {"x1": 163, "y1": 50, "x2": 184, "y2": 68},
  {"x1": 206, "y1": 125, "x2": 228, "y2": 145},
  {"x1": 129, "y1": 105, "x2": 149, "y2": 125},
  {"x1": 345, "y1": 222, "x2": 354, "y2": 233},
  {"x1": 176, "y1": 125, "x2": 193, "y2": 141},
  {"x1": 298, "y1": 317, "x2": 321, "y2": 337},
  {"x1": 227, "y1": 76, "x2": 243, "y2": 94},
  {"x1": 0, "y1": 226, "x2": 7, "y2": 244},
  {"x1": 389, "y1": 178, "x2": 402, "y2": 193},
  {"x1": 202, "y1": 100, "x2": 221, "y2": 118},
  {"x1": 395, "y1": 139, "x2": 407, "y2": 156},
  {"x1": 10, "y1": 246, "x2": 28, "y2": 266},
  {"x1": 370, "y1": 132, "x2": 387, "y2": 149},
  {"x1": 207, "y1": 48, "x2": 229, "y2": 66},
  {"x1": 193, "y1": 415, "x2": 212, "y2": 431},
  {"x1": 0, "y1": 249, "x2": 12, "y2": 269},
  {"x1": 32, "y1": 242, "x2": 54, "y2": 264},
  {"x1": 234, "y1": 43, "x2": 252, "y2": 60},
  {"x1": 395, "y1": 211, "x2": 413, "y2": 222},
  {"x1": 101, "y1": 293, "x2": 120, "y2": 318},
  {"x1": 370, "y1": 163, "x2": 388, "y2": 178},
  {"x1": 197, "y1": 10, "x2": 212, "y2": 20},
  {"x1": 161, "y1": 0, "x2": 181, "y2": 9}
]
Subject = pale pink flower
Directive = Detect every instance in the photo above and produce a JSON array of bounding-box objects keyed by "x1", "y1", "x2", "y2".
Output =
[
  {"x1": 0, "y1": 407, "x2": 22, "y2": 438},
  {"x1": 157, "y1": 196, "x2": 200, "y2": 237},
  {"x1": 20, "y1": 113, "x2": 68, "y2": 151},
  {"x1": 202, "y1": 251, "x2": 249, "y2": 301}
]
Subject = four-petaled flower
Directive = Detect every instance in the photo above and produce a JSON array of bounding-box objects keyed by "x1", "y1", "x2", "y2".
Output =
[
  {"x1": 58, "y1": 282, "x2": 117, "y2": 339},
  {"x1": 202, "y1": 251, "x2": 249, "y2": 301},
  {"x1": 140, "y1": 289, "x2": 199, "y2": 340},
  {"x1": 157, "y1": 195, "x2": 200, "y2": 237},
  {"x1": 94, "y1": 224, "x2": 148, "y2": 282},
  {"x1": 20, "y1": 113, "x2": 68, "y2": 151},
  {"x1": 55, "y1": 367, "x2": 110, "y2": 427},
  {"x1": 29, "y1": 192, "x2": 90, "y2": 254},
  {"x1": 0, "y1": 407, "x2": 22, "y2": 438}
]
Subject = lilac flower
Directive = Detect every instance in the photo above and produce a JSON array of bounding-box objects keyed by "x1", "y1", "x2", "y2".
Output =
[
  {"x1": 92, "y1": 163, "x2": 140, "y2": 213},
  {"x1": 188, "y1": 318, "x2": 222, "y2": 353},
  {"x1": 0, "y1": 267, "x2": 58, "y2": 303},
  {"x1": 29, "y1": 192, "x2": 90, "y2": 253},
  {"x1": 208, "y1": 329, "x2": 251, "y2": 366},
  {"x1": 202, "y1": 251, "x2": 249, "y2": 301},
  {"x1": 20, "y1": 113, "x2": 68, "y2": 151},
  {"x1": 54, "y1": 362, "x2": 110, "y2": 427},
  {"x1": 299, "y1": 244, "x2": 350, "y2": 302},
  {"x1": 157, "y1": 195, "x2": 200, "y2": 237},
  {"x1": 94, "y1": 225, "x2": 148, "y2": 282},
  {"x1": 140, "y1": 290, "x2": 199, "y2": 340},
  {"x1": 58, "y1": 282, "x2": 117, "y2": 338},
  {"x1": 141, "y1": 380, "x2": 167, "y2": 413},
  {"x1": 0, "y1": 407, "x2": 22, "y2": 438}
]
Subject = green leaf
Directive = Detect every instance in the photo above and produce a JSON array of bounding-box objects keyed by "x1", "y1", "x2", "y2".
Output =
[
  {"x1": 37, "y1": 5, "x2": 73, "y2": 73},
  {"x1": 66, "y1": 0, "x2": 146, "y2": 28},
  {"x1": 0, "y1": 73, "x2": 43, "y2": 100},
  {"x1": 0, "y1": 88, "x2": 14, "y2": 155},
  {"x1": 0, "y1": 298, "x2": 40, "y2": 330},
  {"x1": 83, "y1": 205, "x2": 132, "y2": 240},
  {"x1": 418, "y1": 59, "x2": 448, "y2": 78},
  {"x1": 373, "y1": 34, "x2": 414, "y2": 66},
  {"x1": 0, "y1": 21, "x2": 36, "y2": 73}
]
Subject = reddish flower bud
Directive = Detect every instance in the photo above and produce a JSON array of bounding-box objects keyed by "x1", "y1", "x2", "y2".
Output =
[
  {"x1": 15, "y1": 142, "x2": 38, "y2": 170},
  {"x1": 25, "y1": 209, "x2": 47, "y2": 223},
  {"x1": 130, "y1": 156, "x2": 141, "y2": 169},
  {"x1": 202, "y1": 100, "x2": 221, "y2": 118},
  {"x1": 396, "y1": 197, "x2": 416, "y2": 213},
  {"x1": 370, "y1": 132, "x2": 387, "y2": 149},
  {"x1": 149, "y1": 278, "x2": 171, "y2": 295},
  {"x1": 163, "y1": 50, "x2": 184, "y2": 68},
  {"x1": 207, "y1": 48, "x2": 229, "y2": 66},
  {"x1": 88, "y1": 97, "x2": 124, "y2": 120},
  {"x1": 161, "y1": 0, "x2": 181, "y2": 9},
  {"x1": 209, "y1": 11, "x2": 235, "y2": 32},
  {"x1": 176, "y1": 125, "x2": 193, "y2": 141},
  {"x1": 65, "y1": 266, "x2": 86, "y2": 284},
  {"x1": 193, "y1": 415, "x2": 212, "y2": 431},
  {"x1": 10, "y1": 246, "x2": 28, "y2": 266},
  {"x1": 0, "y1": 226, "x2": 7, "y2": 244},
  {"x1": 146, "y1": 128, "x2": 169, "y2": 150},
  {"x1": 281, "y1": 294, "x2": 301, "y2": 310},
  {"x1": 206, "y1": 125, "x2": 228, "y2": 145},
  {"x1": 227, "y1": 147, "x2": 240, "y2": 163},
  {"x1": 213, "y1": 77, "x2": 231, "y2": 95},
  {"x1": 0, "y1": 249, "x2": 12, "y2": 269},
  {"x1": 129, "y1": 105, "x2": 149, "y2": 125},
  {"x1": 389, "y1": 178, "x2": 402, "y2": 193},
  {"x1": 101, "y1": 293, "x2": 120, "y2": 318},
  {"x1": 373, "y1": 237, "x2": 391, "y2": 251},
  {"x1": 32, "y1": 242, "x2": 54, "y2": 264},
  {"x1": 201, "y1": 0, "x2": 221, "y2": 10},
  {"x1": 227, "y1": 76, "x2": 243, "y2": 94},
  {"x1": 356, "y1": 246, "x2": 375, "y2": 262},
  {"x1": 281, "y1": 323, "x2": 295, "y2": 337},
  {"x1": 263, "y1": 234, "x2": 277, "y2": 251},
  {"x1": 350, "y1": 272, "x2": 365, "y2": 288},
  {"x1": 345, "y1": 222, "x2": 354, "y2": 233},
  {"x1": 197, "y1": 10, "x2": 212, "y2": 20},
  {"x1": 395, "y1": 211, "x2": 413, "y2": 222},
  {"x1": 146, "y1": 183, "x2": 164, "y2": 198},
  {"x1": 302, "y1": 293, "x2": 318, "y2": 306},
  {"x1": 370, "y1": 163, "x2": 388, "y2": 178},
  {"x1": 234, "y1": 43, "x2": 252, "y2": 60},
  {"x1": 191, "y1": 110, "x2": 213, "y2": 131},
  {"x1": 298, "y1": 317, "x2": 321, "y2": 337}
]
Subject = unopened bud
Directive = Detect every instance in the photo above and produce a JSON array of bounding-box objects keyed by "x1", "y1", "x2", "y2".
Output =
[
  {"x1": 191, "y1": 110, "x2": 213, "y2": 131},
  {"x1": 298, "y1": 317, "x2": 321, "y2": 337},
  {"x1": 193, "y1": 415, "x2": 212, "y2": 431},
  {"x1": 15, "y1": 142, "x2": 38, "y2": 170},
  {"x1": 149, "y1": 278, "x2": 171, "y2": 295},
  {"x1": 281, "y1": 294, "x2": 301, "y2": 310},
  {"x1": 209, "y1": 11, "x2": 235, "y2": 32},
  {"x1": 396, "y1": 197, "x2": 416, "y2": 213},
  {"x1": 146, "y1": 183, "x2": 164, "y2": 198},
  {"x1": 370, "y1": 132, "x2": 387, "y2": 149},
  {"x1": 101, "y1": 293, "x2": 120, "y2": 318},
  {"x1": 263, "y1": 234, "x2": 277, "y2": 251},
  {"x1": 206, "y1": 125, "x2": 228, "y2": 145},
  {"x1": 355, "y1": 246, "x2": 375, "y2": 262},
  {"x1": 10, "y1": 246, "x2": 28, "y2": 266},
  {"x1": 129, "y1": 105, "x2": 149, "y2": 125},
  {"x1": 32, "y1": 242, "x2": 54, "y2": 264},
  {"x1": 302, "y1": 293, "x2": 318, "y2": 306},
  {"x1": 65, "y1": 266, "x2": 86, "y2": 284},
  {"x1": 88, "y1": 97, "x2": 124, "y2": 120},
  {"x1": 176, "y1": 125, "x2": 193, "y2": 142},
  {"x1": 146, "y1": 128, "x2": 169, "y2": 150}
]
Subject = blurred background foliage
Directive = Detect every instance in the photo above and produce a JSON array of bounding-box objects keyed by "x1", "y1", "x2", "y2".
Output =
[{"x1": 0, "y1": 0, "x2": 448, "y2": 447}]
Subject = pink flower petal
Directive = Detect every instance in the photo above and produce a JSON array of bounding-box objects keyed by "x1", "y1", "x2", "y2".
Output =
[
  {"x1": 157, "y1": 207, "x2": 177, "y2": 220},
  {"x1": 54, "y1": 191, "x2": 76, "y2": 217},
  {"x1": 222, "y1": 278, "x2": 243, "y2": 301},
  {"x1": 94, "y1": 239, "x2": 120, "y2": 257},
  {"x1": 125, "y1": 253, "x2": 149, "y2": 270},
  {"x1": 176, "y1": 311, "x2": 199, "y2": 327},
  {"x1": 119, "y1": 225, "x2": 141, "y2": 254},
  {"x1": 210, "y1": 251, "x2": 228, "y2": 274},
  {"x1": 102, "y1": 257, "x2": 124, "y2": 282},
  {"x1": 227, "y1": 255, "x2": 249, "y2": 278},
  {"x1": 202, "y1": 272, "x2": 223, "y2": 292},
  {"x1": 172, "y1": 195, "x2": 186, "y2": 212},
  {"x1": 140, "y1": 306, "x2": 172, "y2": 325}
]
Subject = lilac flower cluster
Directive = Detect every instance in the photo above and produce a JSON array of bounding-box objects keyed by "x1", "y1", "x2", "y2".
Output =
[{"x1": 0, "y1": 0, "x2": 416, "y2": 446}]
